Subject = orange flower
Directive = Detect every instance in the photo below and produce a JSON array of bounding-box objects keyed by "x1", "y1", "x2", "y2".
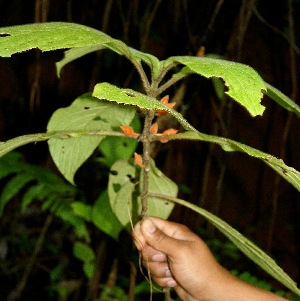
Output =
[
  {"x1": 155, "y1": 128, "x2": 178, "y2": 143},
  {"x1": 134, "y1": 152, "x2": 144, "y2": 168},
  {"x1": 120, "y1": 125, "x2": 140, "y2": 138},
  {"x1": 155, "y1": 95, "x2": 176, "y2": 116},
  {"x1": 150, "y1": 122, "x2": 158, "y2": 134}
]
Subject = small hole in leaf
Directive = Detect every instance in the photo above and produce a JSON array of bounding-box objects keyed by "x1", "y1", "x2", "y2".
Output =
[
  {"x1": 122, "y1": 142, "x2": 128, "y2": 147},
  {"x1": 126, "y1": 92, "x2": 135, "y2": 97},
  {"x1": 110, "y1": 170, "x2": 118, "y2": 176},
  {"x1": 127, "y1": 174, "x2": 136, "y2": 183},
  {"x1": 0, "y1": 34, "x2": 10, "y2": 37},
  {"x1": 84, "y1": 107, "x2": 90, "y2": 110},
  {"x1": 113, "y1": 183, "x2": 121, "y2": 193}
]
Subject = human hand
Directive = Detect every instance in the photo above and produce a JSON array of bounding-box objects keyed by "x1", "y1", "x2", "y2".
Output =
[
  {"x1": 132, "y1": 217, "x2": 288, "y2": 301},
  {"x1": 132, "y1": 217, "x2": 224, "y2": 301}
]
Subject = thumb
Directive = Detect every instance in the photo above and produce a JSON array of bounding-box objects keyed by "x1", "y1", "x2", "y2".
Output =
[{"x1": 140, "y1": 218, "x2": 183, "y2": 258}]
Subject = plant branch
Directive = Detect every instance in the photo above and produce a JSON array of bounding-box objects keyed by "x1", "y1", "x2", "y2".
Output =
[
  {"x1": 151, "y1": 62, "x2": 178, "y2": 91},
  {"x1": 139, "y1": 110, "x2": 155, "y2": 219},
  {"x1": 155, "y1": 72, "x2": 189, "y2": 96},
  {"x1": 0, "y1": 130, "x2": 135, "y2": 158},
  {"x1": 130, "y1": 59, "x2": 151, "y2": 93}
]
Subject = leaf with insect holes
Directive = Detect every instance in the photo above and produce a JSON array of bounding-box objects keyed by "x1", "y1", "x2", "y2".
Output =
[
  {"x1": 108, "y1": 159, "x2": 176, "y2": 229},
  {"x1": 92, "y1": 82, "x2": 196, "y2": 131},
  {"x1": 47, "y1": 93, "x2": 136, "y2": 184},
  {"x1": 142, "y1": 159, "x2": 177, "y2": 216},
  {"x1": 0, "y1": 23, "x2": 113, "y2": 57},
  {"x1": 108, "y1": 159, "x2": 138, "y2": 227},
  {"x1": 164, "y1": 56, "x2": 266, "y2": 117}
]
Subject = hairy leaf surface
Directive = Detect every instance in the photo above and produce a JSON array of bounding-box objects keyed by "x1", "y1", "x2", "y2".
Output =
[{"x1": 168, "y1": 56, "x2": 266, "y2": 117}]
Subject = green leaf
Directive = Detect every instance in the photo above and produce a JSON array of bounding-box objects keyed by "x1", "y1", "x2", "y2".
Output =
[
  {"x1": 56, "y1": 43, "x2": 161, "y2": 78},
  {"x1": 73, "y1": 241, "x2": 95, "y2": 262},
  {"x1": 0, "y1": 22, "x2": 160, "y2": 76},
  {"x1": 0, "y1": 134, "x2": 50, "y2": 158},
  {"x1": 92, "y1": 82, "x2": 196, "y2": 131},
  {"x1": 83, "y1": 261, "x2": 95, "y2": 279},
  {"x1": 21, "y1": 184, "x2": 44, "y2": 212},
  {"x1": 167, "y1": 56, "x2": 266, "y2": 117},
  {"x1": 108, "y1": 159, "x2": 138, "y2": 227},
  {"x1": 0, "y1": 152, "x2": 23, "y2": 178},
  {"x1": 0, "y1": 22, "x2": 116, "y2": 57},
  {"x1": 265, "y1": 82, "x2": 300, "y2": 119},
  {"x1": 140, "y1": 159, "x2": 176, "y2": 218},
  {"x1": 47, "y1": 93, "x2": 136, "y2": 184},
  {"x1": 99, "y1": 136, "x2": 137, "y2": 167},
  {"x1": 56, "y1": 45, "x2": 105, "y2": 77},
  {"x1": 0, "y1": 173, "x2": 35, "y2": 215},
  {"x1": 98, "y1": 114, "x2": 141, "y2": 167},
  {"x1": 56, "y1": 207, "x2": 90, "y2": 242},
  {"x1": 73, "y1": 241, "x2": 96, "y2": 277},
  {"x1": 71, "y1": 202, "x2": 92, "y2": 222},
  {"x1": 91, "y1": 190, "x2": 123, "y2": 240},
  {"x1": 108, "y1": 159, "x2": 176, "y2": 228},
  {"x1": 172, "y1": 131, "x2": 300, "y2": 193},
  {"x1": 156, "y1": 195, "x2": 300, "y2": 296}
]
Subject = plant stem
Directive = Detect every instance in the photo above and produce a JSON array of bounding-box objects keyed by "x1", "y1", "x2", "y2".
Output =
[
  {"x1": 139, "y1": 110, "x2": 155, "y2": 219},
  {"x1": 155, "y1": 72, "x2": 189, "y2": 96},
  {"x1": 130, "y1": 60, "x2": 151, "y2": 93}
]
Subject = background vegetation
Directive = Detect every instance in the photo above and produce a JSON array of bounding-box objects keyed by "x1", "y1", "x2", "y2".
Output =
[{"x1": 0, "y1": 0, "x2": 300, "y2": 300}]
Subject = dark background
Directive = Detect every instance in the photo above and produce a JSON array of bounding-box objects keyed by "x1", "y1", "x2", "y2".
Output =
[{"x1": 0, "y1": 0, "x2": 300, "y2": 300}]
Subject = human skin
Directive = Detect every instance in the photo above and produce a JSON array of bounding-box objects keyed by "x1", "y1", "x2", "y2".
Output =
[{"x1": 132, "y1": 217, "x2": 288, "y2": 301}]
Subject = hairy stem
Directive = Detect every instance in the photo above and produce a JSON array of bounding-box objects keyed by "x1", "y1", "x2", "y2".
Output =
[
  {"x1": 130, "y1": 59, "x2": 151, "y2": 93},
  {"x1": 139, "y1": 110, "x2": 155, "y2": 219}
]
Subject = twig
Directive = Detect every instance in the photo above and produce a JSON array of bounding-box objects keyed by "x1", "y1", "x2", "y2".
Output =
[
  {"x1": 139, "y1": 110, "x2": 155, "y2": 219},
  {"x1": 128, "y1": 262, "x2": 137, "y2": 301},
  {"x1": 155, "y1": 71, "x2": 189, "y2": 96},
  {"x1": 130, "y1": 59, "x2": 151, "y2": 93},
  {"x1": 163, "y1": 287, "x2": 174, "y2": 301},
  {"x1": 85, "y1": 240, "x2": 107, "y2": 301}
]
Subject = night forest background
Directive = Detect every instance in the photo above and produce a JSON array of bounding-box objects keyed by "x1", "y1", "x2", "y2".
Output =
[{"x1": 0, "y1": 0, "x2": 300, "y2": 300}]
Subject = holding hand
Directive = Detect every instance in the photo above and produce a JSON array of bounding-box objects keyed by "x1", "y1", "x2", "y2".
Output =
[{"x1": 132, "y1": 217, "x2": 287, "y2": 301}]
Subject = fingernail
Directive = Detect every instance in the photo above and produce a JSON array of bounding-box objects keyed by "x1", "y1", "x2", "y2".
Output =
[
  {"x1": 165, "y1": 269, "x2": 172, "y2": 277},
  {"x1": 152, "y1": 253, "x2": 166, "y2": 262},
  {"x1": 167, "y1": 279, "x2": 177, "y2": 287},
  {"x1": 142, "y1": 218, "x2": 157, "y2": 234}
]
